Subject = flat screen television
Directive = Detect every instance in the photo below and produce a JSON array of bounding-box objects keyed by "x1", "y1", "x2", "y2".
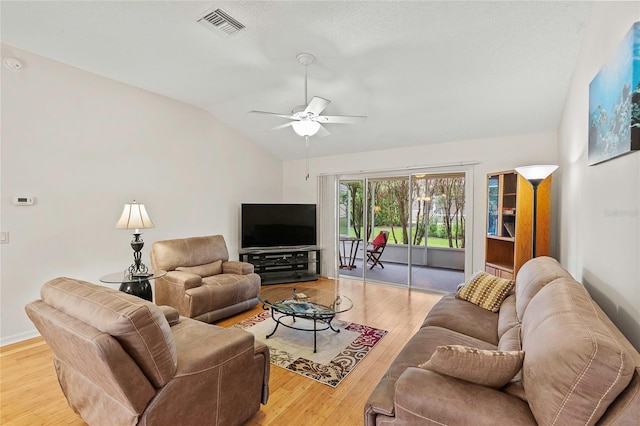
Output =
[{"x1": 241, "y1": 203, "x2": 317, "y2": 249}]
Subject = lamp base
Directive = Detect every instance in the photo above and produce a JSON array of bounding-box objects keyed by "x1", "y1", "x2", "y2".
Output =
[
  {"x1": 127, "y1": 232, "x2": 149, "y2": 277},
  {"x1": 119, "y1": 280, "x2": 152, "y2": 302}
]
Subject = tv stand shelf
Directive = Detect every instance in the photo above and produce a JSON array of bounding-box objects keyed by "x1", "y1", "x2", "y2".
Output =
[{"x1": 239, "y1": 247, "x2": 320, "y2": 285}]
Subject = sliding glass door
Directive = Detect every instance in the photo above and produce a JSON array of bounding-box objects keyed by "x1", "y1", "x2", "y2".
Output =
[
  {"x1": 336, "y1": 167, "x2": 470, "y2": 292},
  {"x1": 338, "y1": 175, "x2": 411, "y2": 287},
  {"x1": 338, "y1": 179, "x2": 366, "y2": 280},
  {"x1": 366, "y1": 177, "x2": 410, "y2": 286},
  {"x1": 409, "y1": 173, "x2": 466, "y2": 292}
]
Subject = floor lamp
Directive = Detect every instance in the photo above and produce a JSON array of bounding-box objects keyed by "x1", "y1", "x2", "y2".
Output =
[{"x1": 514, "y1": 165, "x2": 558, "y2": 258}]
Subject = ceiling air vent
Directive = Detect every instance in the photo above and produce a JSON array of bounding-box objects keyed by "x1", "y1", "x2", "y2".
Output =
[{"x1": 197, "y1": 8, "x2": 245, "y2": 37}]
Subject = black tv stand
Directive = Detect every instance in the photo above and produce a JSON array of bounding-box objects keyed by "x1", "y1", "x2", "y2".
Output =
[{"x1": 239, "y1": 247, "x2": 321, "y2": 285}]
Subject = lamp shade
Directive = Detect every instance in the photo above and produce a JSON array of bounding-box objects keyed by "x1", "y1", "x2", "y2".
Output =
[
  {"x1": 291, "y1": 120, "x2": 321, "y2": 137},
  {"x1": 116, "y1": 201, "x2": 155, "y2": 230},
  {"x1": 515, "y1": 165, "x2": 558, "y2": 181}
]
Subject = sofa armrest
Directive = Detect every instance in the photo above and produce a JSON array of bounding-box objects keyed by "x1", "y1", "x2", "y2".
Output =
[
  {"x1": 173, "y1": 325, "x2": 256, "y2": 375},
  {"x1": 393, "y1": 368, "x2": 536, "y2": 425},
  {"x1": 158, "y1": 305, "x2": 180, "y2": 326},
  {"x1": 162, "y1": 270, "x2": 202, "y2": 290},
  {"x1": 223, "y1": 261, "x2": 254, "y2": 275},
  {"x1": 141, "y1": 319, "x2": 267, "y2": 424}
]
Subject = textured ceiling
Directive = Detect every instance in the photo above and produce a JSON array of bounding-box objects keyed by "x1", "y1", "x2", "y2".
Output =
[{"x1": 1, "y1": 1, "x2": 592, "y2": 160}]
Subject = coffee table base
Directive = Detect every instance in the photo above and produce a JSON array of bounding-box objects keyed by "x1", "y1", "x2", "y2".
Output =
[{"x1": 263, "y1": 306, "x2": 340, "y2": 353}]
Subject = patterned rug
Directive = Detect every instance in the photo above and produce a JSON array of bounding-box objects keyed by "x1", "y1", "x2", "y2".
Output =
[{"x1": 235, "y1": 311, "x2": 387, "y2": 387}]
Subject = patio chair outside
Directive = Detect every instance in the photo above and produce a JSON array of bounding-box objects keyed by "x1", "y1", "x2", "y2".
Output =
[{"x1": 366, "y1": 231, "x2": 389, "y2": 269}]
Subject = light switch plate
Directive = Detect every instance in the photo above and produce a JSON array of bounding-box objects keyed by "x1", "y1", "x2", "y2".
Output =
[{"x1": 0, "y1": 232, "x2": 9, "y2": 244}]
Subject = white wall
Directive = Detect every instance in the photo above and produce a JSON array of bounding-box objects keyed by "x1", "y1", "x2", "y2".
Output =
[
  {"x1": 558, "y1": 4, "x2": 640, "y2": 350},
  {"x1": 283, "y1": 131, "x2": 560, "y2": 275},
  {"x1": 0, "y1": 47, "x2": 283, "y2": 345}
]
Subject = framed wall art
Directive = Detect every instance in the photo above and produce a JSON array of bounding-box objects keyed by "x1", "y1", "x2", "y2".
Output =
[{"x1": 588, "y1": 21, "x2": 640, "y2": 165}]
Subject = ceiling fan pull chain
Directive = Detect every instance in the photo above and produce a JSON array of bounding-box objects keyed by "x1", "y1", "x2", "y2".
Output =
[{"x1": 305, "y1": 135, "x2": 310, "y2": 180}]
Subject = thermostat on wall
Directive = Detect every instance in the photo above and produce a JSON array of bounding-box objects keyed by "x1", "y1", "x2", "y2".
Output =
[{"x1": 13, "y1": 196, "x2": 34, "y2": 206}]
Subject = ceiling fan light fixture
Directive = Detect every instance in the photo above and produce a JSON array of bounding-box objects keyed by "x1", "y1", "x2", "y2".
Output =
[{"x1": 292, "y1": 120, "x2": 320, "y2": 137}]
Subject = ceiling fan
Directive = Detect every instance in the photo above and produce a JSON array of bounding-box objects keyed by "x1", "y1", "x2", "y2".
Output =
[
  {"x1": 250, "y1": 53, "x2": 367, "y2": 179},
  {"x1": 250, "y1": 53, "x2": 366, "y2": 137}
]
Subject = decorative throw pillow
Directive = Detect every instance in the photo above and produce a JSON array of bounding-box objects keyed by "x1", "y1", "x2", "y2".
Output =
[
  {"x1": 419, "y1": 345, "x2": 524, "y2": 389},
  {"x1": 176, "y1": 260, "x2": 222, "y2": 277},
  {"x1": 456, "y1": 271, "x2": 514, "y2": 312}
]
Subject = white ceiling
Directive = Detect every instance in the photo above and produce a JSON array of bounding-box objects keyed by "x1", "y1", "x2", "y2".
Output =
[{"x1": 1, "y1": 1, "x2": 592, "y2": 160}]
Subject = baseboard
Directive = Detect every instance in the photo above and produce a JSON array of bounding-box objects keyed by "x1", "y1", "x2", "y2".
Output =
[{"x1": 1, "y1": 329, "x2": 40, "y2": 347}]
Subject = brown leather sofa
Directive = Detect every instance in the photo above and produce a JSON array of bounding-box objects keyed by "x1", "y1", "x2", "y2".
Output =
[
  {"x1": 150, "y1": 235, "x2": 260, "y2": 323},
  {"x1": 365, "y1": 257, "x2": 640, "y2": 425},
  {"x1": 25, "y1": 277, "x2": 270, "y2": 426}
]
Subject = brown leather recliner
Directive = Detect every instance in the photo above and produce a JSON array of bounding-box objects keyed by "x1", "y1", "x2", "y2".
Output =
[
  {"x1": 150, "y1": 235, "x2": 260, "y2": 323},
  {"x1": 25, "y1": 277, "x2": 270, "y2": 426}
]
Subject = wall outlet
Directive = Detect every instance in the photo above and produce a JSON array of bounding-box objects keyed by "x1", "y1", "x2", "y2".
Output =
[{"x1": 0, "y1": 232, "x2": 9, "y2": 244}]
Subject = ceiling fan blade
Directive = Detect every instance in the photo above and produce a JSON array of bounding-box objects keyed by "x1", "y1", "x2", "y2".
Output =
[
  {"x1": 316, "y1": 115, "x2": 368, "y2": 124},
  {"x1": 270, "y1": 122, "x2": 295, "y2": 131},
  {"x1": 305, "y1": 96, "x2": 330, "y2": 116},
  {"x1": 315, "y1": 124, "x2": 331, "y2": 138},
  {"x1": 250, "y1": 110, "x2": 296, "y2": 120}
]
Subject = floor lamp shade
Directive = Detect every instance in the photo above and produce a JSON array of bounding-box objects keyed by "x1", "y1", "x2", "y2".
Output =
[
  {"x1": 116, "y1": 201, "x2": 154, "y2": 276},
  {"x1": 515, "y1": 165, "x2": 558, "y2": 258},
  {"x1": 514, "y1": 165, "x2": 558, "y2": 184}
]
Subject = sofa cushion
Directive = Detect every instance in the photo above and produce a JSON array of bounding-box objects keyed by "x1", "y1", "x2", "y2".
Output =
[
  {"x1": 40, "y1": 277, "x2": 177, "y2": 388},
  {"x1": 185, "y1": 273, "x2": 260, "y2": 319},
  {"x1": 498, "y1": 325, "x2": 524, "y2": 389},
  {"x1": 497, "y1": 294, "x2": 519, "y2": 339},
  {"x1": 456, "y1": 271, "x2": 514, "y2": 313},
  {"x1": 176, "y1": 260, "x2": 222, "y2": 277},
  {"x1": 386, "y1": 326, "x2": 497, "y2": 381},
  {"x1": 521, "y1": 278, "x2": 635, "y2": 425},
  {"x1": 515, "y1": 256, "x2": 571, "y2": 322},
  {"x1": 419, "y1": 345, "x2": 524, "y2": 389},
  {"x1": 150, "y1": 235, "x2": 230, "y2": 272},
  {"x1": 498, "y1": 324, "x2": 521, "y2": 352},
  {"x1": 367, "y1": 326, "x2": 497, "y2": 422},
  {"x1": 422, "y1": 294, "x2": 499, "y2": 345}
]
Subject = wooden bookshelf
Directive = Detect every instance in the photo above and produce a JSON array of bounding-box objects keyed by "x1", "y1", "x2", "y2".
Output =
[{"x1": 485, "y1": 170, "x2": 552, "y2": 278}]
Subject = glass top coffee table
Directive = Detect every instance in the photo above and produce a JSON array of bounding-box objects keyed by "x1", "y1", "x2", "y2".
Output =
[{"x1": 258, "y1": 286, "x2": 353, "y2": 353}]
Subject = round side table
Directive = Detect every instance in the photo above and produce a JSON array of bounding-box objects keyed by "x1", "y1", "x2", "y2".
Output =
[{"x1": 99, "y1": 270, "x2": 166, "y2": 302}]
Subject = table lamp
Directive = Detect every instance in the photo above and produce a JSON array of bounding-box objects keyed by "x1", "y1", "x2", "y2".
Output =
[
  {"x1": 514, "y1": 165, "x2": 558, "y2": 257},
  {"x1": 116, "y1": 200, "x2": 155, "y2": 276}
]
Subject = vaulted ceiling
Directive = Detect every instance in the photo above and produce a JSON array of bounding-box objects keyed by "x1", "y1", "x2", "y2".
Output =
[{"x1": 1, "y1": 1, "x2": 592, "y2": 160}]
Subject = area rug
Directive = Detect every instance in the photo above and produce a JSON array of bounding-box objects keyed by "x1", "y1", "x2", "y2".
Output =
[{"x1": 234, "y1": 311, "x2": 388, "y2": 387}]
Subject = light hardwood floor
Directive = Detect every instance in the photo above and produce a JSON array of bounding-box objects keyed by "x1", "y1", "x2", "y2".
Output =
[{"x1": 1, "y1": 277, "x2": 443, "y2": 426}]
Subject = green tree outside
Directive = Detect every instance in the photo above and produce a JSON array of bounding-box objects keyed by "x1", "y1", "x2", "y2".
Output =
[{"x1": 340, "y1": 175, "x2": 465, "y2": 249}]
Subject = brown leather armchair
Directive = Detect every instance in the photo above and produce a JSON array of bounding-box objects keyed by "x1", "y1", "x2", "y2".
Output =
[
  {"x1": 150, "y1": 235, "x2": 260, "y2": 323},
  {"x1": 25, "y1": 277, "x2": 270, "y2": 426}
]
